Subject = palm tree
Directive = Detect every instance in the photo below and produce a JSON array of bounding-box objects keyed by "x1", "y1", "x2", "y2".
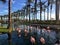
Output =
[
  {"x1": 34, "y1": 0, "x2": 37, "y2": 20},
  {"x1": 27, "y1": 0, "x2": 34, "y2": 22},
  {"x1": 40, "y1": 0, "x2": 42, "y2": 21},
  {"x1": 0, "y1": 16, "x2": 3, "y2": 26},
  {"x1": 7, "y1": 0, "x2": 12, "y2": 30},
  {"x1": 41, "y1": 5, "x2": 46, "y2": 21},
  {"x1": 56, "y1": 0, "x2": 60, "y2": 23},
  {"x1": 50, "y1": 2, "x2": 52, "y2": 20},
  {"x1": 17, "y1": 10, "x2": 20, "y2": 20},
  {"x1": 8, "y1": 0, "x2": 12, "y2": 45},
  {"x1": 0, "y1": 0, "x2": 12, "y2": 45},
  {"x1": 47, "y1": 0, "x2": 54, "y2": 20},
  {"x1": 44, "y1": 8, "x2": 45, "y2": 21},
  {"x1": 27, "y1": 0, "x2": 31, "y2": 23},
  {"x1": 47, "y1": 0, "x2": 50, "y2": 20}
]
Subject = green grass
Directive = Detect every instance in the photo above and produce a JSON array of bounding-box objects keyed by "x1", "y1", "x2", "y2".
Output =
[{"x1": 0, "y1": 27, "x2": 9, "y2": 33}]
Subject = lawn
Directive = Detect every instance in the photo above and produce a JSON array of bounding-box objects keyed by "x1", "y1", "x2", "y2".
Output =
[{"x1": 0, "y1": 27, "x2": 9, "y2": 33}]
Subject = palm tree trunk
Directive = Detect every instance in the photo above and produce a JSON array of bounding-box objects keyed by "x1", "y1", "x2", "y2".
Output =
[
  {"x1": 27, "y1": 0, "x2": 30, "y2": 23},
  {"x1": 47, "y1": 0, "x2": 50, "y2": 20},
  {"x1": 8, "y1": 0, "x2": 12, "y2": 45},
  {"x1": 44, "y1": 9, "x2": 45, "y2": 21},
  {"x1": 1, "y1": 16, "x2": 3, "y2": 26},
  {"x1": 47, "y1": 0, "x2": 50, "y2": 21},
  {"x1": 50, "y1": 4, "x2": 52, "y2": 20},
  {"x1": 34, "y1": 0, "x2": 37, "y2": 20},
  {"x1": 56, "y1": 0, "x2": 59, "y2": 21},
  {"x1": 9, "y1": 0, "x2": 12, "y2": 32},
  {"x1": 47, "y1": 7, "x2": 49, "y2": 20},
  {"x1": 40, "y1": 0, "x2": 42, "y2": 21},
  {"x1": 7, "y1": 0, "x2": 12, "y2": 29}
]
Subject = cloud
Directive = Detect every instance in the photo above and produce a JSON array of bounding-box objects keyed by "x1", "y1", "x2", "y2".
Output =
[
  {"x1": 4, "y1": 10, "x2": 8, "y2": 13},
  {"x1": 37, "y1": 11, "x2": 55, "y2": 20},
  {"x1": 0, "y1": 12, "x2": 4, "y2": 15},
  {"x1": 42, "y1": 12, "x2": 55, "y2": 20}
]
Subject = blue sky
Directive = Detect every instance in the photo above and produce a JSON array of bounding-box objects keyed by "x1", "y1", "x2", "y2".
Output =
[
  {"x1": 0, "y1": 0, "x2": 56, "y2": 20},
  {"x1": 0, "y1": 0, "x2": 26, "y2": 15}
]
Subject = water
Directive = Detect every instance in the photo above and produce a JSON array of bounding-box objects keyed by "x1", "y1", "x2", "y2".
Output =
[
  {"x1": 0, "y1": 34, "x2": 8, "y2": 45},
  {"x1": 0, "y1": 25, "x2": 30, "y2": 45},
  {"x1": 0, "y1": 32, "x2": 25, "y2": 45},
  {"x1": 0, "y1": 24, "x2": 59, "y2": 45},
  {"x1": 0, "y1": 25, "x2": 37, "y2": 45}
]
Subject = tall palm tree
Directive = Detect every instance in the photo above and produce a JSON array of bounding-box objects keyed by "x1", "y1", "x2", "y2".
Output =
[
  {"x1": 25, "y1": 6, "x2": 28, "y2": 22},
  {"x1": 34, "y1": 0, "x2": 37, "y2": 20},
  {"x1": 7, "y1": 0, "x2": 12, "y2": 30},
  {"x1": 47, "y1": 0, "x2": 50, "y2": 20},
  {"x1": 0, "y1": 16, "x2": 2, "y2": 23},
  {"x1": 0, "y1": 0, "x2": 12, "y2": 45},
  {"x1": 8, "y1": 0, "x2": 12, "y2": 45},
  {"x1": 44, "y1": 5, "x2": 48, "y2": 21},
  {"x1": 41, "y1": 6, "x2": 46, "y2": 21},
  {"x1": 56, "y1": 0, "x2": 59, "y2": 21},
  {"x1": 42, "y1": 5, "x2": 45, "y2": 21},
  {"x1": 50, "y1": 2, "x2": 52, "y2": 20},
  {"x1": 40, "y1": 0, "x2": 42, "y2": 21},
  {"x1": 50, "y1": 0, "x2": 55, "y2": 20},
  {"x1": 17, "y1": 10, "x2": 20, "y2": 20},
  {"x1": 27, "y1": 0, "x2": 31, "y2": 23},
  {"x1": 26, "y1": 0, "x2": 34, "y2": 23}
]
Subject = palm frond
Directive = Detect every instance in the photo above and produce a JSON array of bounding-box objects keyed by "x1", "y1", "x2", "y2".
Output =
[{"x1": 0, "y1": 0, "x2": 6, "y2": 3}]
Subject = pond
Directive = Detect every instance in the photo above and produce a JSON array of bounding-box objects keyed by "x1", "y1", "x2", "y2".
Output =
[
  {"x1": 0, "y1": 25, "x2": 59, "y2": 45},
  {"x1": 0, "y1": 25, "x2": 31, "y2": 45}
]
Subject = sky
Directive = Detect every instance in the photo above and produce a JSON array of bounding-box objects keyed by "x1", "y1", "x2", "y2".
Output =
[
  {"x1": 0, "y1": 0, "x2": 26, "y2": 15},
  {"x1": 0, "y1": 0, "x2": 58, "y2": 20}
]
